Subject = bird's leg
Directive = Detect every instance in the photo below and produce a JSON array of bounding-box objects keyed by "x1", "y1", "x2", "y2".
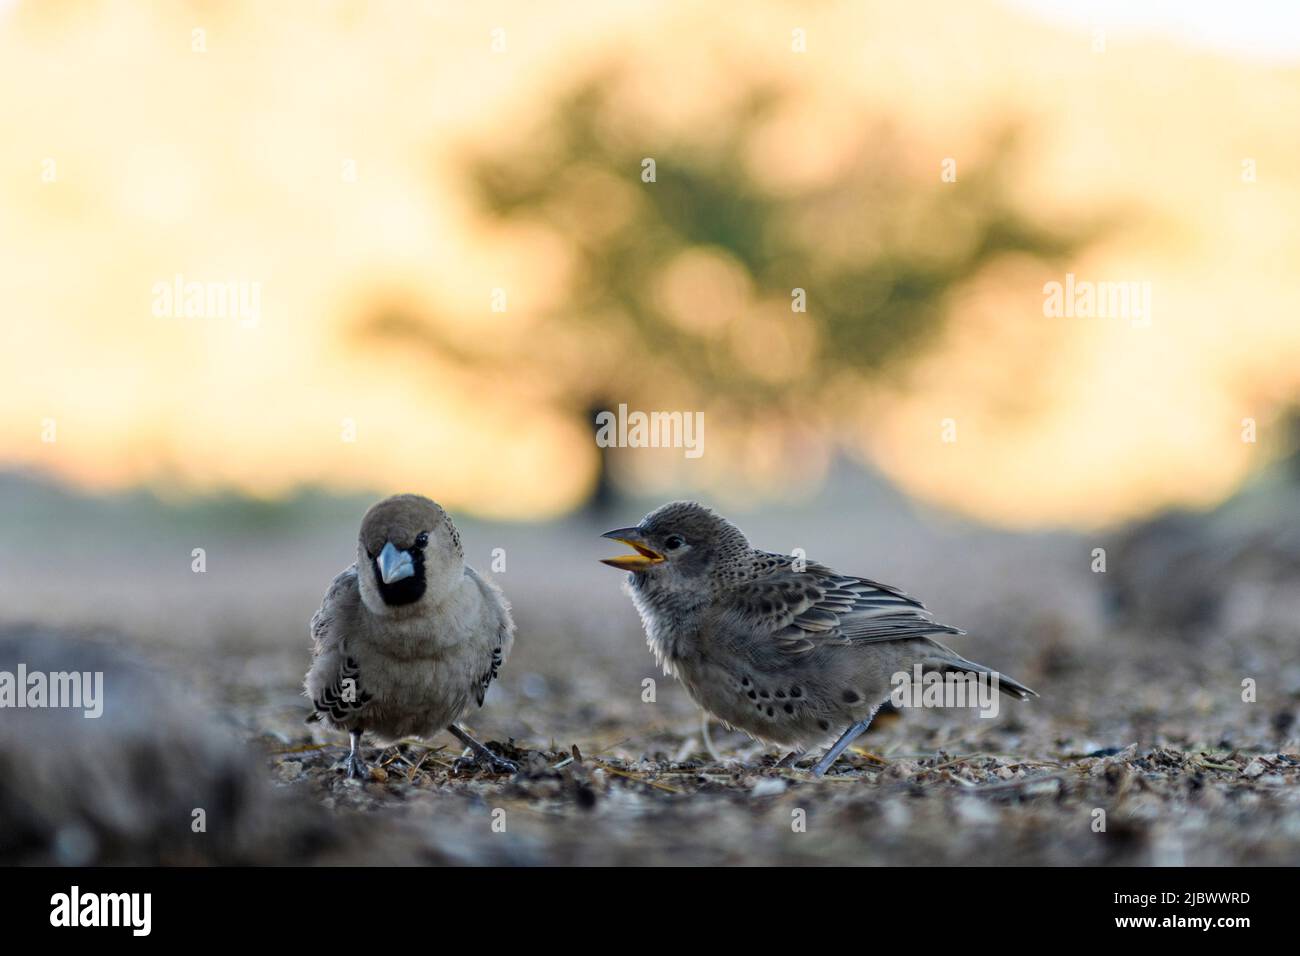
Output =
[
  {"x1": 448, "y1": 724, "x2": 517, "y2": 775},
  {"x1": 700, "y1": 710, "x2": 721, "y2": 762},
  {"x1": 344, "y1": 728, "x2": 369, "y2": 779},
  {"x1": 775, "y1": 750, "x2": 803, "y2": 769},
  {"x1": 810, "y1": 707, "x2": 880, "y2": 777}
]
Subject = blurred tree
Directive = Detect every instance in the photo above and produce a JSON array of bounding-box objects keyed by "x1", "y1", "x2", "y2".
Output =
[{"x1": 362, "y1": 69, "x2": 1103, "y2": 507}]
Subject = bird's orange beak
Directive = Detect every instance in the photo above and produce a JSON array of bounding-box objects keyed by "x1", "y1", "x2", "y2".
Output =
[{"x1": 599, "y1": 528, "x2": 665, "y2": 570}]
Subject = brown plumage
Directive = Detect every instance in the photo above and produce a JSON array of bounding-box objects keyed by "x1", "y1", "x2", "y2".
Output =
[
  {"x1": 304, "y1": 494, "x2": 515, "y2": 778},
  {"x1": 601, "y1": 501, "x2": 1038, "y2": 775}
]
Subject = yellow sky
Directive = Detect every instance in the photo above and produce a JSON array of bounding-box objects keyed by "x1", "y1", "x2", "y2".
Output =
[{"x1": 1, "y1": 1, "x2": 1298, "y2": 525}]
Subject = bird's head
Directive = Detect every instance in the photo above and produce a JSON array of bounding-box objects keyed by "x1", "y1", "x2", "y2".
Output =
[
  {"x1": 600, "y1": 500, "x2": 750, "y2": 590},
  {"x1": 356, "y1": 494, "x2": 464, "y2": 615}
]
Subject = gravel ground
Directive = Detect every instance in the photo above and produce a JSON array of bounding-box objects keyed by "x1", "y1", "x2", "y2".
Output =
[
  {"x1": 6, "y1": 611, "x2": 1298, "y2": 866},
  {"x1": 3, "y1": 474, "x2": 1298, "y2": 866},
  {"x1": 206, "y1": 619, "x2": 1299, "y2": 867}
]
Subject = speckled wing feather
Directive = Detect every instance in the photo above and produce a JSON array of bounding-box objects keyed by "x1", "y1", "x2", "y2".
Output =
[
  {"x1": 467, "y1": 566, "x2": 514, "y2": 708},
  {"x1": 304, "y1": 565, "x2": 373, "y2": 724},
  {"x1": 722, "y1": 553, "x2": 964, "y2": 654}
]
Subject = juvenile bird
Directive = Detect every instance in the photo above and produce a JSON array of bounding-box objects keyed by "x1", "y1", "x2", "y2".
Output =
[
  {"x1": 600, "y1": 501, "x2": 1037, "y2": 776},
  {"x1": 305, "y1": 494, "x2": 515, "y2": 778}
]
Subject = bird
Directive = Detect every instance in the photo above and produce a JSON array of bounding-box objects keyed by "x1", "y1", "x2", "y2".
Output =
[
  {"x1": 599, "y1": 500, "x2": 1038, "y2": 776},
  {"x1": 304, "y1": 493, "x2": 516, "y2": 779}
]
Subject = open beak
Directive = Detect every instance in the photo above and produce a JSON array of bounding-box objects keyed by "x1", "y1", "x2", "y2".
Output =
[
  {"x1": 599, "y1": 527, "x2": 665, "y2": 570},
  {"x1": 376, "y1": 541, "x2": 415, "y2": 584}
]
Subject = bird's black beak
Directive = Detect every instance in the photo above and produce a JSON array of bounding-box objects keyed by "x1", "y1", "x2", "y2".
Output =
[{"x1": 600, "y1": 527, "x2": 665, "y2": 570}]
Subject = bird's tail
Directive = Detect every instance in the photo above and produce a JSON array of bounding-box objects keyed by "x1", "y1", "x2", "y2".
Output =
[{"x1": 926, "y1": 649, "x2": 1039, "y2": 700}]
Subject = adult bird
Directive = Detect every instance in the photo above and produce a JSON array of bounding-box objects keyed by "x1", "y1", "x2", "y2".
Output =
[{"x1": 305, "y1": 494, "x2": 515, "y2": 778}]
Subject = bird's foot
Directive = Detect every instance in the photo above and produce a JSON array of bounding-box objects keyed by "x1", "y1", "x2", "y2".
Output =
[
  {"x1": 340, "y1": 731, "x2": 370, "y2": 780},
  {"x1": 774, "y1": 750, "x2": 805, "y2": 769},
  {"x1": 452, "y1": 748, "x2": 518, "y2": 775},
  {"x1": 447, "y1": 724, "x2": 517, "y2": 775},
  {"x1": 809, "y1": 755, "x2": 836, "y2": 778},
  {"x1": 340, "y1": 751, "x2": 369, "y2": 779},
  {"x1": 809, "y1": 715, "x2": 878, "y2": 778}
]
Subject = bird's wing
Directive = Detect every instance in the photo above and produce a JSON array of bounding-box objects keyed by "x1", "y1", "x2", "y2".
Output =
[
  {"x1": 304, "y1": 565, "x2": 373, "y2": 724},
  {"x1": 466, "y1": 566, "x2": 514, "y2": 708},
  {"x1": 723, "y1": 555, "x2": 964, "y2": 655}
]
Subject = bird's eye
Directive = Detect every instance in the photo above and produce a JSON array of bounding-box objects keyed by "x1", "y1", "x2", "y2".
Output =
[
  {"x1": 664, "y1": 534, "x2": 685, "y2": 550},
  {"x1": 415, "y1": 532, "x2": 429, "y2": 548}
]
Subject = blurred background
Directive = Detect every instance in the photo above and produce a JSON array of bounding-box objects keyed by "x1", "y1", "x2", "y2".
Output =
[{"x1": 2, "y1": 1, "x2": 1298, "y2": 865}]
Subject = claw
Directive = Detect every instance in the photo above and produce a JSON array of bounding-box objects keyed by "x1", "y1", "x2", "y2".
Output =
[
  {"x1": 446, "y1": 723, "x2": 517, "y2": 776},
  {"x1": 340, "y1": 729, "x2": 370, "y2": 780},
  {"x1": 453, "y1": 750, "x2": 517, "y2": 775},
  {"x1": 489, "y1": 754, "x2": 519, "y2": 774},
  {"x1": 344, "y1": 752, "x2": 369, "y2": 779}
]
